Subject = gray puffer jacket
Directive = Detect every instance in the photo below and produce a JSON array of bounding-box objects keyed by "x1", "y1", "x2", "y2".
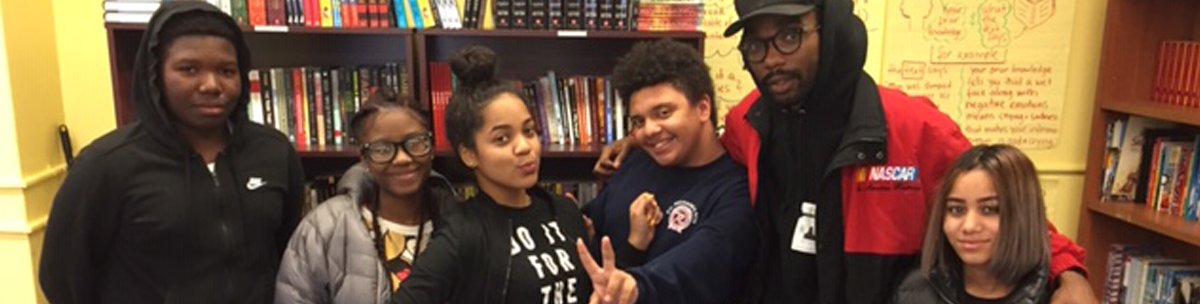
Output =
[{"x1": 275, "y1": 163, "x2": 459, "y2": 304}]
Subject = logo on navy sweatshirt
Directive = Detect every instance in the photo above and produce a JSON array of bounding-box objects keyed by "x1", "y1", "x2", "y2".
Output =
[{"x1": 666, "y1": 200, "x2": 698, "y2": 233}]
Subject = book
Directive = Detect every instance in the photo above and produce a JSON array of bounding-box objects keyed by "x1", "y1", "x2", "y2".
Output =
[
  {"x1": 511, "y1": 0, "x2": 528, "y2": 28},
  {"x1": 267, "y1": 0, "x2": 286, "y2": 24},
  {"x1": 261, "y1": 68, "x2": 276, "y2": 127},
  {"x1": 583, "y1": 0, "x2": 598, "y2": 29},
  {"x1": 1136, "y1": 129, "x2": 1193, "y2": 205},
  {"x1": 564, "y1": 0, "x2": 582, "y2": 29},
  {"x1": 417, "y1": 0, "x2": 438, "y2": 28},
  {"x1": 248, "y1": 70, "x2": 265, "y2": 124},
  {"x1": 1112, "y1": 117, "x2": 1179, "y2": 200},
  {"x1": 333, "y1": 0, "x2": 343, "y2": 27},
  {"x1": 481, "y1": 0, "x2": 495, "y2": 29},
  {"x1": 1103, "y1": 244, "x2": 1161, "y2": 304},
  {"x1": 1177, "y1": 277, "x2": 1200, "y2": 304},
  {"x1": 292, "y1": 68, "x2": 307, "y2": 147},
  {"x1": 321, "y1": 70, "x2": 334, "y2": 145},
  {"x1": 528, "y1": 0, "x2": 547, "y2": 28},
  {"x1": 494, "y1": 0, "x2": 512, "y2": 28},
  {"x1": 249, "y1": 0, "x2": 267, "y2": 24},
  {"x1": 547, "y1": 0, "x2": 563, "y2": 28},
  {"x1": 1127, "y1": 257, "x2": 1187, "y2": 304}
]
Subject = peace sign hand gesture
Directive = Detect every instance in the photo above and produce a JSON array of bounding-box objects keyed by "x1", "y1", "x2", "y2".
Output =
[{"x1": 575, "y1": 237, "x2": 640, "y2": 304}]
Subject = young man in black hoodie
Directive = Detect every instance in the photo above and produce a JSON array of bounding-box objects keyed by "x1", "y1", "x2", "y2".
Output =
[
  {"x1": 39, "y1": 2, "x2": 304, "y2": 303},
  {"x1": 594, "y1": 0, "x2": 1098, "y2": 303},
  {"x1": 575, "y1": 39, "x2": 757, "y2": 304}
]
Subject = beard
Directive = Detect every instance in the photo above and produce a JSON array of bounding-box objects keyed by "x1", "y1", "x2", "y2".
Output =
[{"x1": 753, "y1": 68, "x2": 810, "y2": 107}]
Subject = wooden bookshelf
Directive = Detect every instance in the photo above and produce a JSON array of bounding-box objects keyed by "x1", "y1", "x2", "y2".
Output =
[
  {"x1": 1086, "y1": 199, "x2": 1200, "y2": 248},
  {"x1": 1099, "y1": 99, "x2": 1200, "y2": 126},
  {"x1": 103, "y1": 25, "x2": 695, "y2": 183},
  {"x1": 414, "y1": 29, "x2": 705, "y2": 113},
  {"x1": 105, "y1": 23, "x2": 416, "y2": 125},
  {"x1": 1078, "y1": 0, "x2": 1200, "y2": 297}
]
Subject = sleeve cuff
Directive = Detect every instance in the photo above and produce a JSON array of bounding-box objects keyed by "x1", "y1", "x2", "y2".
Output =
[{"x1": 616, "y1": 240, "x2": 649, "y2": 268}]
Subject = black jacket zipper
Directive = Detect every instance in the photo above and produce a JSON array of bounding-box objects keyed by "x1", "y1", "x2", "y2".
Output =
[{"x1": 210, "y1": 158, "x2": 236, "y2": 301}]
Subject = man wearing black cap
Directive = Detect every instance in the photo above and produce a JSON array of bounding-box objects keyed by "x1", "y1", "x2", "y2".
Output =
[{"x1": 594, "y1": 0, "x2": 1098, "y2": 303}]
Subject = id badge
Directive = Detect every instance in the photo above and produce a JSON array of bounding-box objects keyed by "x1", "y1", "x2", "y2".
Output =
[{"x1": 790, "y1": 202, "x2": 817, "y2": 254}]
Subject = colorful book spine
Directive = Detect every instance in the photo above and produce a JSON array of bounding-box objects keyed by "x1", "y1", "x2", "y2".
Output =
[
  {"x1": 248, "y1": 0, "x2": 267, "y2": 25},
  {"x1": 418, "y1": 0, "x2": 437, "y2": 28}
]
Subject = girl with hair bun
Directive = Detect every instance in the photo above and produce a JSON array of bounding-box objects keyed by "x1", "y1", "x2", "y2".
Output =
[{"x1": 391, "y1": 46, "x2": 593, "y2": 304}]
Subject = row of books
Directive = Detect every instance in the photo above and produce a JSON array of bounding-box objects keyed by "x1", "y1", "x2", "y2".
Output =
[
  {"x1": 1103, "y1": 244, "x2": 1199, "y2": 304},
  {"x1": 103, "y1": 0, "x2": 462, "y2": 28},
  {"x1": 1101, "y1": 116, "x2": 1200, "y2": 220},
  {"x1": 1153, "y1": 40, "x2": 1200, "y2": 106},
  {"x1": 630, "y1": 0, "x2": 701, "y2": 31},
  {"x1": 427, "y1": 62, "x2": 629, "y2": 148},
  {"x1": 103, "y1": 0, "x2": 699, "y2": 31},
  {"x1": 245, "y1": 64, "x2": 408, "y2": 148},
  {"x1": 458, "y1": 181, "x2": 601, "y2": 206},
  {"x1": 518, "y1": 73, "x2": 630, "y2": 146}
]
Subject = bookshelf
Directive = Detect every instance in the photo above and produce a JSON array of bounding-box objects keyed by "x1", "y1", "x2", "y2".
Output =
[
  {"x1": 414, "y1": 28, "x2": 703, "y2": 120},
  {"x1": 1078, "y1": 0, "x2": 1200, "y2": 296},
  {"x1": 104, "y1": 24, "x2": 703, "y2": 182},
  {"x1": 105, "y1": 23, "x2": 417, "y2": 134}
]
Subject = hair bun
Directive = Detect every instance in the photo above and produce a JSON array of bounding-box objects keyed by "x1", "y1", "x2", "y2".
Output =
[{"x1": 449, "y1": 46, "x2": 499, "y2": 89}]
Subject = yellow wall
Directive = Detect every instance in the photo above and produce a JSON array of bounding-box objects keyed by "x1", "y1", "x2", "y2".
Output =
[
  {"x1": 1035, "y1": 0, "x2": 1107, "y2": 239},
  {"x1": 53, "y1": 0, "x2": 115, "y2": 153},
  {"x1": 0, "y1": 0, "x2": 69, "y2": 302}
]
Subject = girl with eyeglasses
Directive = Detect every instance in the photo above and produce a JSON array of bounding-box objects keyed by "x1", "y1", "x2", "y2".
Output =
[
  {"x1": 276, "y1": 89, "x2": 460, "y2": 304},
  {"x1": 390, "y1": 46, "x2": 592, "y2": 304}
]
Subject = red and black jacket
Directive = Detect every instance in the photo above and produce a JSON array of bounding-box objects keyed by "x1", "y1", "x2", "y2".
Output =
[{"x1": 722, "y1": 87, "x2": 1086, "y2": 304}]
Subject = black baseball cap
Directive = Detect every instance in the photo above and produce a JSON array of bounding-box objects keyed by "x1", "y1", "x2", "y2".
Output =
[{"x1": 723, "y1": 0, "x2": 817, "y2": 37}]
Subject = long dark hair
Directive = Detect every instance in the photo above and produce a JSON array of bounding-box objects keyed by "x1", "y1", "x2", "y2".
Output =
[{"x1": 347, "y1": 88, "x2": 437, "y2": 288}]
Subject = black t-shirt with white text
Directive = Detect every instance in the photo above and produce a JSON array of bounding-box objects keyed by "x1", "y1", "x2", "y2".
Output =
[{"x1": 505, "y1": 195, "x2": 586, "y2": 304}]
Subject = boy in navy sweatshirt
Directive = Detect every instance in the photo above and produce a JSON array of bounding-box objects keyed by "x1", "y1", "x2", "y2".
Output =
[{"x1": 575, "y1": 39, "x2": 759, "y2": 304}]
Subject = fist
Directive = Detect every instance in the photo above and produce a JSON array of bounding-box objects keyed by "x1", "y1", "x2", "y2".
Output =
[{"x1": 628, "y1": 192, "x2": 661, "y2": 251}]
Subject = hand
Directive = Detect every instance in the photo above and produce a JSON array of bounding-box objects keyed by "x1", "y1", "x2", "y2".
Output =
[
  {"x1": 1051, "y1": 270, "x2": 1098, "y2": 304},
  {"x1": 627, "y1": 192, "x2": 661, "y2": 251},
  {"x1": 583, "y1": 215, "x2": 596, "y2": 241},
  {"x1": 577, "y1": 237, "x2": 640, "y2": 304},
  {"x1": 594, "y1": 137, "x2": 634, "y2": 179}
]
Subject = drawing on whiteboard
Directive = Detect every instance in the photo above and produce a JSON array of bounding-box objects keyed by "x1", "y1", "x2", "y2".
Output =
[
  {"x1": 1014, "y1": 0, "x2": 1056, "y2": 29},
  {"x1": 900, "y1": 0, "x2": 934, "y2": 30},
  {"x1": 902, "y1": 0, "x2": 1055, "y2": 47},
  {"x1": 881, "y1": 0, "x2": 1071, "y2": 149}
]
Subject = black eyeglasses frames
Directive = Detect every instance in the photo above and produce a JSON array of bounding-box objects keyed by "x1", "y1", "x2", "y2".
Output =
[
  {"x1": 360, "y1": 132, "x2": 434, "y2": 164},
  {"x1": 738, "y1": 24, "x2": 821, "y2": 63}
]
